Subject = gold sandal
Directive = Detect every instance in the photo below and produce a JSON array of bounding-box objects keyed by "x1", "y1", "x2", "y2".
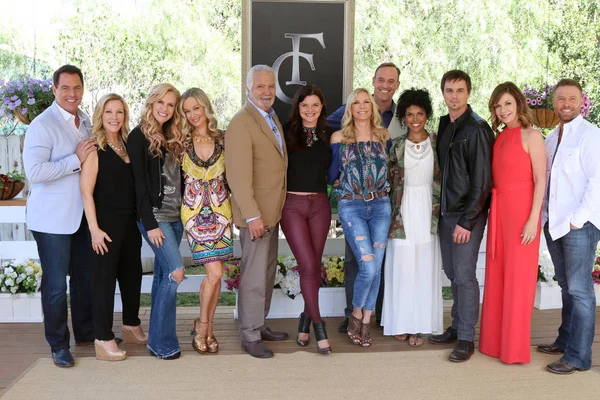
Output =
[
  {"x1": 190, "y1": 318, "x2": 209, "y2": 354},
  {"x1": 206, "y1": 320, "x2": 219, "y2": 353}
]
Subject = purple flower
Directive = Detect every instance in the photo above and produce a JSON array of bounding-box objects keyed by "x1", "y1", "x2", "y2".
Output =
[
  {"x1": 20, "y1": 107, "x2": 28, "y2": 114},
  {"x1": 526, "y1": 98, "x2": 531, "y2": 104},
  {"x1": 27, "y1": 98, "x2": 35, "y2": 105},
  {"x1": 10, "y1": 95, "x2": 18, "y2": 101}
]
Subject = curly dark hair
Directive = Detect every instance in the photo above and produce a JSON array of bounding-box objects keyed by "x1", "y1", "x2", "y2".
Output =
[
  {"x1": 286, "y1": 85, "x2": 330, "y2": 153},
  {"x1": 395, "y1": 88, "x2": 433, "y2": 122}
]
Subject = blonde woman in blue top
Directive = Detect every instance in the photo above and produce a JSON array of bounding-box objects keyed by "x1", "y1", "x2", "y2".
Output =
[{"x1": 327, "y1": 88, "x2": 392, "y2": 347}]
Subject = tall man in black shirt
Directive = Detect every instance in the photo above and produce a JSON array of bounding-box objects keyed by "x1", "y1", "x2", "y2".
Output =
[{"x1": 428, "y1": 70, "x2": 494, "y2": 363}]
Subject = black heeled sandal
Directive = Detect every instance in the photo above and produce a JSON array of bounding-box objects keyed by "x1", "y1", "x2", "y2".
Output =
[
  {"x1": 296, "y1": 313, "x2": 311, "y2": 347},
  {"x1": 313, "y1": 320, "x2": 332, "y2": 355}
]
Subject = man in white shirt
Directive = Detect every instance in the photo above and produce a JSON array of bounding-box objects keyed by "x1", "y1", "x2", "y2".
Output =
[
  {"x1": 23, "y1": 65, "x2": 97, "y2": 367},
  {"x1": 537, "y1": 79, "x2": 600, "y2": 374}
]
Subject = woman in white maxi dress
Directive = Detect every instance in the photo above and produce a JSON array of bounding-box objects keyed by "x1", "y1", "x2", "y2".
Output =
[{"x1": 382, "y1": 89, "x2": 443, "y2": 346}]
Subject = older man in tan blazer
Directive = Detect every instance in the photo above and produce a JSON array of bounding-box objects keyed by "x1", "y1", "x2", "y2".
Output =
[{"x1": 225, "y1": 65, "x2": 289, "y2": 358}]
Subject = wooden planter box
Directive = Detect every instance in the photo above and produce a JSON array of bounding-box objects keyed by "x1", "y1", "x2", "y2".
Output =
[
  {"x1": 0, "y1": 292, "x2": 43, "y2": 323},
  {"x1": 234, "y1": 287, "x2": 346, "y2": 319}
]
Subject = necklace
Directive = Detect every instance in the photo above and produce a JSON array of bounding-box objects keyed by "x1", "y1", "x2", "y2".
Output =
[
  {"x1": 302, "y1": 126, "x2": 318, "y2": 147},
  {"x1": 193, "y1": 135, "x2": 212, "y2": 143},
  {"x1": 107, "y1": 139, "x2": 128, "y2": 161}
]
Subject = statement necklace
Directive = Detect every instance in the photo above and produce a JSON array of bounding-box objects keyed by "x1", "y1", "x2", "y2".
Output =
[
  {"x1": 193, "y1": 134, "x2": 212, "y2": 143},
  {"x1": 107, "y1": 139, "x2": 128, "y2": 159},
  {"x1": 302, "y1": 126, "x2": 318, "y2": 147}
]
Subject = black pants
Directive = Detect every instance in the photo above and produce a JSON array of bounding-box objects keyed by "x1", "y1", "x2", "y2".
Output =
[
  {"x1": 31, "y1": 216, "x2": 94, "y2": 352},
  {"x1": 92, "y1": 210, "x2": 143, "y2": 340},
  {"x1": 343, "y1": 239, "x2": 385, "y2": 323}
]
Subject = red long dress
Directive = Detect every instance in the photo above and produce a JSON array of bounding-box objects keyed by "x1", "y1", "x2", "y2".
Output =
[{"x1": 479, "y1": 126, "x2": 541, "y2": 364}]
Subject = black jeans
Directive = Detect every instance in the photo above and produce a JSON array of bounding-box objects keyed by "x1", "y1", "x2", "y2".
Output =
[
  {"x1": 92, "y1": 210, "x2": 143, "y2": 340},
  {"x1": 31, "y1": 216, "x2": 94, "y2": 352},
  {"x1": 439, "y1": 211, "x2": 488, "y2": 342},
  {"x1": 343, "y1": 239, "x2": 386, "y2": 322}
]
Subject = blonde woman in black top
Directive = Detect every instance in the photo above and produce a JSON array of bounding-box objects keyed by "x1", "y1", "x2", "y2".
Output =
[{"x1": 81, "y1": 93, "x2": 146, "y2": 361}]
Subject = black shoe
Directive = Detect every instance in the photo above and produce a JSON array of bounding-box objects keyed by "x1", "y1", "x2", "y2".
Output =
[
  {"x1": 148, "y1": 349, "x2": 181, "y2": 360},
  {"x1": 338, "y1": 317, "x2": 349, "y2": 333},
  {"x1": 52, "y1": 349, "x2": 74, "y2": 368},
  {"x1": 546, "y1": 359, "x2": 586, "y2": 374},
  {"x1": 428, "y1": 326, "x2": 457, "y2": 345},
  {"x1": 537, "y1": 343, "x2": 564, "y2": 355},
  {"x1": 448, "y1": 340, "x2": 475, "y2": 362},
  {"x1": 241, "y1": 340, "x2": 274, "y2": 358},
  {"x1": 260, "y1": 327, "x2": 289, "y2": 341},
  {"x1": 313, "y1": 321, "x2": 332, "y2": 355},
  {"x1": 296, "y1": 313, "x2": 311, "y2": 347}
]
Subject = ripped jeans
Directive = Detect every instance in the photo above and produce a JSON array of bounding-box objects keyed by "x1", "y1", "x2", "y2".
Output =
[
  {"x1": 338, "y1": 196, "x2": 392, "y2": 311},
  {"x1": 137, "y1": 220, "x2": 184, "y2": 358}
]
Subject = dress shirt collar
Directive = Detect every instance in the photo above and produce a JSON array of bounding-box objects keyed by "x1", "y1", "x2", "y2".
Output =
[
  {"x1": 248, "y1": 98, "x2": 275, "y2": 119},
  {"x1": 54, "y1": 101, "x2": 88, "y2": 125}
]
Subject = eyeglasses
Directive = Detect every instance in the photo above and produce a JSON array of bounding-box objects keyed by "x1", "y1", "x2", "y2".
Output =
[{"x1": 251, "y1": 227, "x2": 272, "y2": 242}]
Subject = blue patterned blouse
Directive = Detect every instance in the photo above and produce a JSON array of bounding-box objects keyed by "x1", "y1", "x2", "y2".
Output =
[{"x1": 327, "y1": 140, "x2": 391, "y2": 200}]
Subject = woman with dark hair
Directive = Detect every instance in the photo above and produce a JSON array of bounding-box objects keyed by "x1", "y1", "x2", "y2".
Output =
[
  {"x1": 327, "y1": 88, "x2": 392, "y2": 348},
  {"x1": 179, "y1": 88, "x2": 232, "y2": 355},
  {"x1": 382, "y1": 88, "x2": 443, "y2": 347},
  {"x1": 479, "y1": 81, "x2": 546, "y2": 364},
  {"x1": 128, "y1": 83, "x2": 185, "y2": 360},
  {"x1": 281, "y1": 84, "x2": 332, "y2": 354},
  {"x1": 81, "y1": 93, "x2": 146, "y2": 361}
]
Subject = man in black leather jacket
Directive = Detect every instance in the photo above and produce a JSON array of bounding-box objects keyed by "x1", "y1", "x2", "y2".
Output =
[{"x1": 428, "y1": 70, "x2": 494, "y2": 363}]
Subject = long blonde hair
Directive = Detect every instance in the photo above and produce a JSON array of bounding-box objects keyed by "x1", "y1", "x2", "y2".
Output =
[
  {"x1": 340, "y1": 88, "x2": 387, "y2": 144},
  {"x1": 179, "y1": 88, "x2": 222, "y2": 148},
  {"x1": 139, "y1": 83, "x2": 184, "y2": 158},
  {"x1": 91, "y1": 93, "x2": 130, "y2": 150}
]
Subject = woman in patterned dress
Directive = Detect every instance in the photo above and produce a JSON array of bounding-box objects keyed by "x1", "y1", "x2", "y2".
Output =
[{"x1": 179, "y1": 88, "x2": 233, "y2": 354}]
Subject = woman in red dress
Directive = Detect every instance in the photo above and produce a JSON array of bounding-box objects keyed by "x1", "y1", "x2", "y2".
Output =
[{"x1": 479, "y1": 82, "x2": 547, "y2": 364}]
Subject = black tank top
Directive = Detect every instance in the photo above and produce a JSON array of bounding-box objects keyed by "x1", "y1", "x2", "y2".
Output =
[{"x1": 93, "y1": 147, "x2": 136, "y2": 215}]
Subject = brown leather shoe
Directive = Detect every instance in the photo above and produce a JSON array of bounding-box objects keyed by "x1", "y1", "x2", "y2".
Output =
[
  {"x1": 260, "y1": 327, "x2": 289, "y2": 341},
  {"x1": 448, "y1": 340, "x2": 474, "y2": 362},
  {"x1": 241, "y1": 340, "x2": 274, "y2": 358},
  {"x1": 537, "y1": 343, "x2": 564, "y2": 355},
  {"x1": 428, "y1": 326, "x2": 457, "y2": 345},
  {"x1": 546, "y1": 359, "x2": 585, "y2": 374}
]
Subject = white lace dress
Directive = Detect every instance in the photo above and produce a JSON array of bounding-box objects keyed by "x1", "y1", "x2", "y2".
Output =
[{"x1": 381, "y1": 137, "x2": 443, "y2": 335}]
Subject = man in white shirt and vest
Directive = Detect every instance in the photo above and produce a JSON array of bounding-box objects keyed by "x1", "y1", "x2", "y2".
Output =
[{"x1": 537, "y1": 79, "x2": 600, "y2": 374}]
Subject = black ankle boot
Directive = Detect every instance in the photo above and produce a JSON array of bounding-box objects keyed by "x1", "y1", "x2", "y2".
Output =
[
  {"x1": 296, "y1": 313, "x2": 311, "y2": 347},
  {"x1": 313, "y1": 320, "x2": 332, "y2": 355}
]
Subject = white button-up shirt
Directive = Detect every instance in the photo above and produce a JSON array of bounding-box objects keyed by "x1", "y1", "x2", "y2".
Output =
[
  {"x1": 55, "y1": 102, "x2": 90, "y2": 142},
  {"x1": 542, "y1": 115, "x2": 600, "y2": 240}
]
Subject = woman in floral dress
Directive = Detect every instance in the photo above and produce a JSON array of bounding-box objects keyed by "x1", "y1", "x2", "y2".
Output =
[{"x1": 179, "y1": 88, "x2": 233, "y2": 355}]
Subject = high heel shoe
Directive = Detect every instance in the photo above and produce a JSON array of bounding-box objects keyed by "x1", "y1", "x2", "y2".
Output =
[
  {"x1": 359, "y1": 322, "x2": 372, "y2": 348},
  {"x1": 121, "y1": 326, "x2": 148, "y2": 345},
  {"x1": 313, "y1": 321, "x2": 332, "y2": 355},
  {"x1": 347, "y1": 314, "x2": 362, "y2": 345},
  {"x1": 94, "y1": 339, "x2": 126, "y2": 361},
  {"x1": 296, "y1": 313, "x2": 311, "y2": 347},
  {"x1": 190, "y1": 317, "x2": 209, "y2": 354},
  {"x1": 206, "y1": 320, "x2": 219, "y2": 354}
]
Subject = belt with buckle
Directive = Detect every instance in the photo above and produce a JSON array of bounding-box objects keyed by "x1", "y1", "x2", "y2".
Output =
[{"x1": 341, "y1": 191, "x2": 388, "y2": 202}]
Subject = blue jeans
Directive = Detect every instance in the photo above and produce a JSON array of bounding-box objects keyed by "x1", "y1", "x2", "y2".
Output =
[
  {"x1": 137, "y1": 220, "x2": 184, "y2": 358},
  {"x1": 31, "y1": 217, "x2": 94, "y2": 352},
  {"x1": 338, "y1": 196, "x2": 392, "y2": 311},
  {"x1": 544, "y1": 221, "x2": 600, "y2": 370}
]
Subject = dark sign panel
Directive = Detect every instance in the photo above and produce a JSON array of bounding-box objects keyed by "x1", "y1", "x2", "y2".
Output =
[{"x1": 251, "y1": 1, "x2": 345, "y2": 124}]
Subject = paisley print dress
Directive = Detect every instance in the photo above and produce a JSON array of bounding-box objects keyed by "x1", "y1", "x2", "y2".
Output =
[{"x1": 181, "y1": 141, "x2": 233, "y2": 264}]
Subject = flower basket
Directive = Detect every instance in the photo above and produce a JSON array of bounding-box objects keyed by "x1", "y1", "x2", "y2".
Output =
[
  {"x1": 0, "y1": 292, "x2": 43, "y2": 322},
  {"x1": 13, "y1": 110, "x2": 31, "y2": 125},
  {"x1": 531, "y1": 108, "x2": 559, "y2": 130},
  {"x1": 0, "y1": 181, "x2": 24, "y2": 200}
]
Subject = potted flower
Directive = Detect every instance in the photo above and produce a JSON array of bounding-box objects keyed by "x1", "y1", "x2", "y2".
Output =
[
  {"x1": 0, "y1": 259, "x2": 43, "y2": 323},
  {"x1": 0, "y1": 168, "x2": 25, "y2": 200},
  {"x1": 522, "y1": 83, "x2": 593, "y2": 129},
  {"x1": 223, "y1": 258, "x2": 241, "y2": 291},
  {"x1": 0, "y1": 78, "x2": 54, "y2": 125}
]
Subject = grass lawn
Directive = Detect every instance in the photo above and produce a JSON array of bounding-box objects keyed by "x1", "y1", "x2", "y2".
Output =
[{"x1": 139, "y1": 292, "x2": 236, "y2": 307}]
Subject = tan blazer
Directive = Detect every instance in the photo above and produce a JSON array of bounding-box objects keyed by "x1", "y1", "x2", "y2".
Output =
[{"x1": 225, "y1": 102, "x2": 288, "y2": 228}]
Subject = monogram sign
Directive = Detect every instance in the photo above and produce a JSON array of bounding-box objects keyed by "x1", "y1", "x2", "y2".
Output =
[{"x1": 250, "y1": 1, "x2": 346, "y2": 124}]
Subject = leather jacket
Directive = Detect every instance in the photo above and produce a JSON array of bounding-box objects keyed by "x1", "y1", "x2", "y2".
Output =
[{"x1": 437, "y1": 106, "x2": 495, "y2": 231}]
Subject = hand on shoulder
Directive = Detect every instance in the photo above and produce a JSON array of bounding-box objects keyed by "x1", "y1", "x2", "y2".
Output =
[{"x1": 330, "y1": 130, "x2": 343, "y2": 144}]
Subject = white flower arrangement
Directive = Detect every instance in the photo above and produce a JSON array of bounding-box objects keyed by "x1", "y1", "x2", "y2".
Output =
[
  {"x1": 538, "y1": 249, "x2": 556, "y2": 285},
  {"x1": 0, "y1": 259, "x2": 42, "y2": 294},
  {"x1": 275, "y1": 255, "x2": 344, "y2": 299}
]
